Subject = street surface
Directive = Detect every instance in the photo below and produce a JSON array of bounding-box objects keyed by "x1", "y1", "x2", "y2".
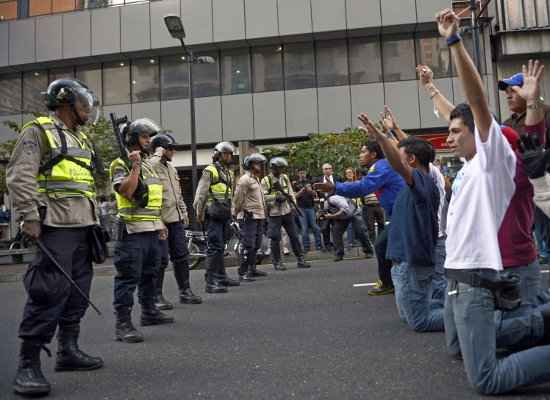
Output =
[{"x1": 1, "y1": 258, "x2": 550, "y2": 400}]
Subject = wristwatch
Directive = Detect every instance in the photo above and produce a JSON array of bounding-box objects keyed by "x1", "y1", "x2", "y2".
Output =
[{"x1": 527, "y1": 96, "x2": 545, "y2": 110}]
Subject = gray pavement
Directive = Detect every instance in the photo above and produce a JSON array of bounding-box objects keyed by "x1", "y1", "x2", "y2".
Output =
[{"x1": 1, "y1": 258, "x2": 550, "y2": 400}]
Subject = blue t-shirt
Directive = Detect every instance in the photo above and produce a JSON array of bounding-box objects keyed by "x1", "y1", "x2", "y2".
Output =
[
  {"x1": 334, "y1": 159, "x2": 405, "y2": 218},
  {"x1": 387, "y1": 169, "x2": 439, "y2": 268}
]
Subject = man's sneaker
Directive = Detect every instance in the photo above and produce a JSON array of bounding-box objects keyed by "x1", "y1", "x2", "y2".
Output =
[
  {"x1": 373, "y1": 279, "x2": 383, "y2": 289},
  {"x1": 368, "y1": 286, "x2": 395, "y2": 296},
  {"x1": 334, "y1": 255, "x2": 344, "y2": 262}
]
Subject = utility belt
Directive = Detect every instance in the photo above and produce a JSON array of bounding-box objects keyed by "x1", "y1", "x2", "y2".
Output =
[{"x1": 445, "y1": 269, "x2": 521, "y2": 311}]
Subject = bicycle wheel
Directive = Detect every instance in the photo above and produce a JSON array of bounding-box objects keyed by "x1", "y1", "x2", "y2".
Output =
[{"x1": 188, "y1": 241, "x2": 204, "y2": 270}]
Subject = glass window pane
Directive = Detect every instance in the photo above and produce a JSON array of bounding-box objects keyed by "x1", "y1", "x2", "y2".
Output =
[
  {"x1": 103, "y1": 61, "x2": 130, "y2": 105},
  {"x1": 284, "y1": 42, "x2": 315, "y2": 90},
  {"x1": 416, "y1": 36, "x2": 451, "y2": 79},
  {"x1": 349, "y1": 37, "x2": 382, "y2": 84},
  {"x1": 49, "y1": 67, "x2": 75, "y2": 83},
  {"x1": 160, "y1": 55, "x2": 189, "y2": 100},
  {"x1": 0, "y1": 1, "x2": 17, "y2": 21},
  {"x1": 131, "y1": 58, "x2": 160, "y2": 103},
  {"x1": 315, "y1": 39, "x2": 349, "y2": 87},
  {"x1": 221, "y1": 48, "x2": 251, "y2": 95},
  {"x1": 23, "y1": 71, "x2": 48, "y2": 113},
  {"x1": 252, "y1": 46, "x2": 283, "y2": 93},
  {"x1": 0, "y1": 73, "x2": 22, "y2": 116},
  {"x1": 30, "y1": 0, "x2": 52, "y2": 16},
  {"x1": 76, "y1": 65, "x2": 102, "y2": 106},
  {"x1": 192, "y1": 52, "x2": 220, "y2": 98},
  {"x1": 382, "y1": 37, "x2": 416, "y2": 82},
  {"x1": 506, "y1": 0, "x2": 524, "y2": 29},
  {"x1": 452, "y1": 31, "x2": 486, "y2": 75}
]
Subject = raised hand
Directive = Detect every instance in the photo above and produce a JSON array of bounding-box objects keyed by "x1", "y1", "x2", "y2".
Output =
[
  {"x1": 518, "y1": 134, "x2": 550, "y2": 179},
  {"x1": 358, "y1": 113, "x2": 384, "y2": 142},
  {"x1": 436, "y1": 8, "x2": 459, "y2": 39},
  {"x1": 512, "y1": 59, "x2": 544, "y2": 102},
  {"x1": 380, "y1": 105, "x2": 399, "y2": 131},
  {"x1": 416, "y1": 65, "x2": 434, "y2": 87}
]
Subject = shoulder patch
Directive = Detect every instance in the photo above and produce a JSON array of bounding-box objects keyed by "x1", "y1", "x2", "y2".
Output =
[{"x1": 368, "y1": 165, "x2": 376, "y2": 173}]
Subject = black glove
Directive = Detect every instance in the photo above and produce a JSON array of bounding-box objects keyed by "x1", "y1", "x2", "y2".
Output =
[
  {"x1": 275, "y1": 194, "x2": 287, "y2": 204},
  {"x1": 518, "y1": 134, "x2": 550, "y2": 179}
]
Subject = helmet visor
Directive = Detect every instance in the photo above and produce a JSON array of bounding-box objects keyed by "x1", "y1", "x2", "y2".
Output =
[{"x1": 73, "y1": 87, "x2": 99, "y2": 125}]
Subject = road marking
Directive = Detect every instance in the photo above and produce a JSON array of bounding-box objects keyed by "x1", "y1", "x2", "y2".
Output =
[
  {"x1": 353, "y1": 283, "x2": 377, "y2": 287},
  {"x1": 542, "y1": 270, "x2": 550, "y2": 274}
]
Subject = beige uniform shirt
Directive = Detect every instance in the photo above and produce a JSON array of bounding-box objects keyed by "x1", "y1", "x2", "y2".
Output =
[
  {"x1": 261, "y1": 173, "x2": 295, "y2": 217},
  {"x1": 193, "y1": 163, "x2": 233, "y2": 221},
  {"x1": 150, "y1": 153, "x2": 189, "y2": 225},
  {"x1": 232, "y1": 171, "x2": 266, "y2": 220},
  {"x1": 6, "y1": 115, "x2": 97, "y2": 227},
  {"x1": 111, "y1": 156, "x2": 164, "y2": 234}
]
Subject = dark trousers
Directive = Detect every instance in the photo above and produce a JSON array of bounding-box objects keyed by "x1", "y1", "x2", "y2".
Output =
[
  {"x1": 363, "y1": 204, "x2": 385, "y2": 243},
  {"x1": 268, "y1": 213, "x2": 303, "y2": 263},
  {"x1": 375, "y1": 224, "x2": 393, "y2": 288},
  {"x1": 113, "y1": 230, "x2": 160, "y2": 311},
  {"x1": 333, "y1": 215, "x2": 373, "y2": 257},
  {"x1": 158, "y1": 221, "x2": 190, "y2": 292},
  {"x1": 239, "y1": 218, "x2": 264, "y2": 275},
  {"x1": 19, "y1": 227, "x2": 93, "y2": 343},
  {"x1": 205, "y1": 217, "x2": 229, "y2": 281},
  {"x1": 321, "y1": 219, "x2": 334, "y2": 249}
]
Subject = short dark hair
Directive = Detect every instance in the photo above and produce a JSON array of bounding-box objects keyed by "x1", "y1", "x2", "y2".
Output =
[
  {"x1": 450, "y1": 103, "x2": 475, "y2": 134},
  {"x1": 397, "y1": 137, "x2": 434, "y2": 169},
  {"x1": 363, "y1": 141, "x2": 385, "y2": 160}
]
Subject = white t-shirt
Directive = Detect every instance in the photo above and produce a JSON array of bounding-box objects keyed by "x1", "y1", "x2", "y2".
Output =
[
  {"x1": 429, "y1": 163, "x2": 447, "y2": 238},
  {"x1": 444, "y1": 119, "x2": 517, "y2": 271}
]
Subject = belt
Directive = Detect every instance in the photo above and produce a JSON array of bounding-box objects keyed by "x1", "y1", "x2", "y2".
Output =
[{"x1": 445, "y1": 269, "x2": 516, "y2": 290}]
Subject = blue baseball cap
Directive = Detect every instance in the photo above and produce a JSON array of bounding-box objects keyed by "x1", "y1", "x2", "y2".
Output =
[{"x1": 498, "y1": 73, "x2": 524, "y2": 91}]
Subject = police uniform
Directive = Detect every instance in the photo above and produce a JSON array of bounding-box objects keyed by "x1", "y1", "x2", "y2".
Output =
[
  {"x1": 233, "y1": 170, "x2": 266, "y2": 278},
  {"x1": 261, "y1": 173, "x2": 310, "y2": 269},
  {"x1": 194, "y1": 161, "x2": 236, "y2": 292},
  {"x1": 8, "y1": 113, "x2": 103, "y2": 395},
  {"x1": 150, "y1": 149, "x2": 202, "y2": 305},
  {"x1": 110, "y1": 154, "x2": 173, "y2": 341}
]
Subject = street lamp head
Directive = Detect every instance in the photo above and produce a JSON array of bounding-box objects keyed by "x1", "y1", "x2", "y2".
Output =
[
  {"x1": 164, "y1": 15, "x2": 186, "y2": 40},
  {"x1": 196, "y1": 56, "x2": 216, "y2": 64}
]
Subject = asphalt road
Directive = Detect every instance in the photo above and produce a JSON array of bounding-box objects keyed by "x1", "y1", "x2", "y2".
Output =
[{"x1": 1, "y1": 258, "x2": 550, "y2": 400}]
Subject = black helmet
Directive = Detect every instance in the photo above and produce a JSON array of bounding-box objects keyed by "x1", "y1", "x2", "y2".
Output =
[
  {"x1": 243, "y1": 153, "x2": 267, "y2": 170},
  {"x1": 45, "y1": 79, "x2": 99, "y2": 124},
  {"x1": 269, "y1": 157, "x2": 288, "y2": 168},
  {"x1": 151, "y1": 133, "x2": 177, "y2": 150},
  {"x1": 213, "y1": 141, "x2": 235, "y2": 159},
  {"x1": 125, "y1": 118, "x2": 161, "y2": 147}
]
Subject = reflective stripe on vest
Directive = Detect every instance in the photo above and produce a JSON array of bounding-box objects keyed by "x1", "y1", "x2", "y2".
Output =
[
  {"x1": 110, "y1": 158, "x2": 163, "y2": 223},
  {"x1": 28, "y1": 116, "x2": 95, "y2": 200},
  {"x1": 205, "y1": 164, "x2": 231, "y2": 203}
]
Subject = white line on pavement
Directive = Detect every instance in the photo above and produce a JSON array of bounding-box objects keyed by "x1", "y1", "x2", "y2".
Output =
[{"x1": 353, "y1": 283, "x2": 377, "y2": 287}]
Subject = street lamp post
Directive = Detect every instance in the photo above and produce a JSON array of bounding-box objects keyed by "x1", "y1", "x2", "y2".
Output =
[{"x1": 164, "y1": 15, "x2": 215, "y2": 201}]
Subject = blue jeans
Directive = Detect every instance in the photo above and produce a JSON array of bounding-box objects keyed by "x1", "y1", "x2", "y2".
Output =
[
  {"x1": 299, "y1": 207, "x2": 322, "y2": 250},
  {"x1": 391, "y1": 262, "x2": 444, "y2": 332},
  {"x1": 445, "y1": 276, "x2": 550, "y2": 394},
  {"x1": 432, "y1": 237, "x2": 447, "y2": 307}
]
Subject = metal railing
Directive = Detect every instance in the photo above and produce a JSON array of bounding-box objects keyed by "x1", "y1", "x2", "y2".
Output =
[{"x1": 498, "y1": 0, "x2": 550, "y2": 31}]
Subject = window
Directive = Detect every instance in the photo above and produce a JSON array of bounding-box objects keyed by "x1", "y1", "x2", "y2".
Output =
[
  {"x1": 23, "y1": 71, "x2": 48, "y2": 113},
  {"x1": 192, "y1": 52, "x2": 220, "y2": 98},
  {"x1": 221, "y1": 48, "x2": 251, "y2": 95},
  {"x1": 0, "y1": 1, "x2": 17, "y2": 21},
  {"x1": 131, "y1": 58, "x2": 160, "y2": 103},
  {"x1": 416, "y1": 36, "x2": 451, "y2": 79},
  {"x1": 29, "y1": 0, "x2": 52, "y2": 16},
  {"x1": 284, "y1": 42, "x2": 315, "y2": 90},
  {"x1": 160, "y1": 55, "x2": 189, "y2": 100},
  {"x1": 252, "y1": 46, "x2": 283, "y2": 93},
  {"x1": 315, "y1": 39, "x2": 349, "y2": 87},
  {"x1": 49, "y1": 67, "x2": 75, "y2": 83},
  {"x1": 451, "y1": 31, "x2": 486, "y2": 75},
  {"x1": 0, "y1": 73, "x2": 22, "y2": 116},
  {"x1": 52, "y1": 0, "x2": 77, "y2": 13},
  {"x1": 76, "y1": 65, "x2": 102, "y2": 106},
  {"x1": 349, "y1": 37, "x2": 382, "y2": 84},
  {"x1": 382, "y1": 37, "x2": 416, "y2": 82},
  {"x1": 103, "y1": 61, "x2": 130, "y2": 105}
]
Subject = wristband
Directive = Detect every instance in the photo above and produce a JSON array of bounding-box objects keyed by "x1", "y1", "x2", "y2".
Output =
[{"x1": 446, "y1": 33, "x2": 462, "y2": 47}]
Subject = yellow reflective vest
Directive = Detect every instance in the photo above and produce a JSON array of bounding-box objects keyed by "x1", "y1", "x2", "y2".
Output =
[
  {"x1": 205, "y1": 164, "x2": 233, "y2": 204},
  {"x1": 25, "y1": 116, "x2": 95, "y2": 200},
  {"x1": 110, "y1": 158, "x2": 163, "y2": 223}
]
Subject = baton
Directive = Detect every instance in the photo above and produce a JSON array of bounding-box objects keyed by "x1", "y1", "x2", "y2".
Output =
[{"x1": 35, "y1": 239, "x2": 102, "y2": 316}]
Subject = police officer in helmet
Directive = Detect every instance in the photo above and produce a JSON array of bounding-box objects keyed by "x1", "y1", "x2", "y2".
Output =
[
  {"x1": 194, "y1": 141, "x2": 240, "y2": 293},
  {"x1": 8, "y1": 79, "x2": 103, "y2": 396},
  {"x1": 262, "y1": 157, "x2": 311, "y2": 270},
  {"x1": 150, "y1": 134, "x2": 202, "y2": 308},
  {"x1": 233, "y1": 153, "x2": 268, "y2": 280},
  {"x1": 110, "y1": 118, "x2": 174, "y2": 344}
]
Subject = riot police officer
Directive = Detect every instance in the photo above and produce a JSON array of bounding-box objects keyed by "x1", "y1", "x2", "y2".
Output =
[
  {"x1": 7, "y1": 79, "x2": 103, "y2": 396},
  {"x1": 150, "y1": 134, "x2": 202, "y2": 308},
  {"x1": 194, "y1": 142, "x2": 240, "y2": 293},
  {"x1": 233, "y1": 153, "x2": 268, "y2": 280},
  {"x1": 110, "y1": 118, "x2": 174, "y2": 344},
  {"x1": 261, "y1": 157, "x2": 311, "y2": 270}
]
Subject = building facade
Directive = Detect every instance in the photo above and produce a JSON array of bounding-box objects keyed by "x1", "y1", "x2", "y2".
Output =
[{"x1": 0, "y1": 0, "x2": 498, "y2": 168}]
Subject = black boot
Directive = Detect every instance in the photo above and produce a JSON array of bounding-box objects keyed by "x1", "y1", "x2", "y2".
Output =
[
  {"x1": 251, "y1": 267, "x2": 268, "y2": 277},
  {"x1": 297, "y1": 255, "x2": 311, "y2": 269},
  {"x1": 180, "y1": 287, "x2": 203, "y2": 304},
  {"x1": 55, "y1": 325, "x2": 103, "y2": 372},
  {"x1": 221, "y1": 275, "x2": 241, "y2": 287},
  {"x1": 154, "y1": 294, "x2": 174, "y2": 311},
  {"x1": 154, "y1": 268, "x2": 174, "y2": 310},
  {"x1": 115, "y1": 308, "x2": 144, "y2": 343},
  {"x1": 273, "y1": 261, "x2": 287, "y2": 271},
  {"x1": 140, "y1": 305, "x2": 175, "y2": 326},
  {"x1": 205, "y1": 274, "x2": 229, "y2": 293},
  {"x1": 13, "y1": 340, "x2": 51, "y2": 396},
  {"x1": 239, "y1": 272, "x2": 256, "y2": 282}
]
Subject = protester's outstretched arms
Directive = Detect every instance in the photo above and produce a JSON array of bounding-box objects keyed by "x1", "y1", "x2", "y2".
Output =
[
  {"x1": 417, "y1": 64, "x2": 455, "y2": 122},
  {"x1": 380, "y1": 105, "x2": 407, "y2": 142}
]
